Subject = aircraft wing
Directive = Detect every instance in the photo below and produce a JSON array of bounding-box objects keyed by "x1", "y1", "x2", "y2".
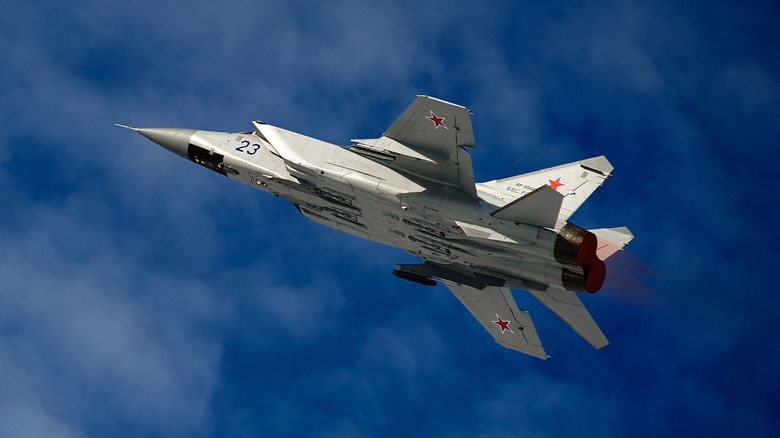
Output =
[
  {"x1": 443, "y1": 281, "x2": 549, "y2": 359},
  {"x1": 351, "y1": 95, "x2": 478, "y2": 197}
]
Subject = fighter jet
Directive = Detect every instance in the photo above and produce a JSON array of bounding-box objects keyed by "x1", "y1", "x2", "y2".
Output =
[{"x1": 119, "y1": 96, "x2": 633, "y2": 359}]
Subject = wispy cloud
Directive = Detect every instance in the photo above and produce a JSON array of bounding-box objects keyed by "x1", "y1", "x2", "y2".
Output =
[{"x1": 1, "y1": 0, "x2": 779, "y2": 436}]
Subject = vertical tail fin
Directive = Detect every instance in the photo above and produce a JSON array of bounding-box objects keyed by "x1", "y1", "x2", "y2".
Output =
[{"x1": 478, "y1": 156, "x2": 613, "y2": 229}]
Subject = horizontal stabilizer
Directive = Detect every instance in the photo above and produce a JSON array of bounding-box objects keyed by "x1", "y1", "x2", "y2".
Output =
[
  {"x1": 526, "y1": 287, "x2": 609, "y2": 349},
  {"x1": 590, "y1": 226, "x2": 634, "y2": 260},
  {"x1": 490, "y1": 185, "x2": 563, "y2": 228}
]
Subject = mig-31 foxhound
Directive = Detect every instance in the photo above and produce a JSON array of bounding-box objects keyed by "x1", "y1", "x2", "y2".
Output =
[{"x1": 119, "y1": 96, "x2": 633, "y2": 359}]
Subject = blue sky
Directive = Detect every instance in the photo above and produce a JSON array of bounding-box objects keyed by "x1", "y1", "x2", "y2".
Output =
[{"x1": 1, "y1": 0, "x2": 778, "y2": 436}]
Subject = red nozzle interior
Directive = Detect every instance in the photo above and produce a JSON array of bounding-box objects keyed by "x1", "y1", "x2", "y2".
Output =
[
  {"x1": 578, "y1": 233, "x2": 606, "y2": 293},
  {"x1": 577, "y1": 233, "x2": 599, "y2": 267},
  {"x1": 585, "y1": 259, "x2": 606, "y2": 293}
]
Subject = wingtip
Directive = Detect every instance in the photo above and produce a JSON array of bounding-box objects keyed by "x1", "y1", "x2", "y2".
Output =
[
  {"x1": 580, "y1": 156, "x2": 614, "y2": 176},
  {"x1": 115, "y1": 123, "x2": 138, "y2": 131}
]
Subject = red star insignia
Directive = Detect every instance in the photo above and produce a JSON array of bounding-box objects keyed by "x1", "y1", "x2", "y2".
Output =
[
  {"x1": 492, "y1": 314, "x2": 513, "y2": 334},
  {"x1": 548, "y1": 176, "x2": 566, "y2": 191},
  {"x1": 426, "y1": 110, "x2": 447, "y2": 129}
]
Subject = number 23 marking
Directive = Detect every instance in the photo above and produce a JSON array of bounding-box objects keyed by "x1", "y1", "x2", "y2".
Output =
[{"x1": 236, "y1": 140, "x2": 260, "y2": 155}]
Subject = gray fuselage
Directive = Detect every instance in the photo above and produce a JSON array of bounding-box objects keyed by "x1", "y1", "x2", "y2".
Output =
[{"x1": 182, "y1": 126, "x2": 567, "y2": 290}]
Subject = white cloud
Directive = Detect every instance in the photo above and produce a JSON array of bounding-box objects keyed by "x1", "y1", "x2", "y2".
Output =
[
  {"x1": 0, "y1": 205, "x2": 228, "y2": 435},
  {"x1": 0, "y1": 401, "x2": 85, "y2": 438},
  {"x1": 1, "y1": 0, "x2": 779, "y2": 435}
]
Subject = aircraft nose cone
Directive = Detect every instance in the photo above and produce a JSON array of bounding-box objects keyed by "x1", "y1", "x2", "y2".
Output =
[{"x1": 137, "y1": 128, "x2": 196, "y2": 159}]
